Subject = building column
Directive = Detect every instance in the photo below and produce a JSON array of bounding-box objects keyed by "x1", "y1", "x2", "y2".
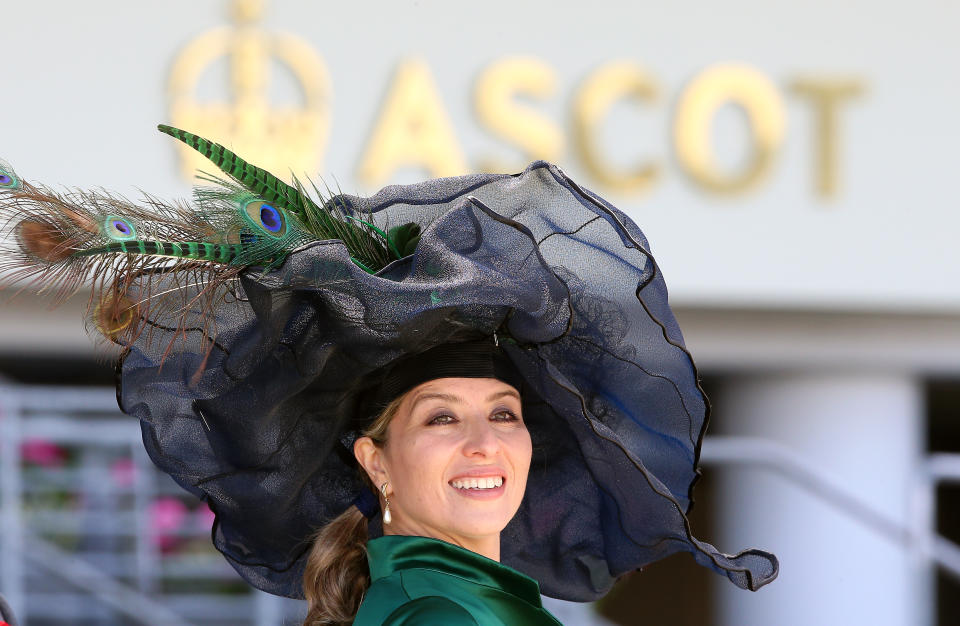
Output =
[{"x1": 712, "y1": 372, "x2": 924, "y2": 626}]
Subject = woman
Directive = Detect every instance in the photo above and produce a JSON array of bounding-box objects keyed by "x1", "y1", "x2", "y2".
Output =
[
  {"x1": 0, "y1": 127, "x2": 777, "y2": 624},
  {"x1": 304, "y1": 373, "x2": 556, "y2": 624}
]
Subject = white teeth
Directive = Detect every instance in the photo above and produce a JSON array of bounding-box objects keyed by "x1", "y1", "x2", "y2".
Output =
[{"x1": 451, "y1": 477, "x2": 504, "y2": 490}]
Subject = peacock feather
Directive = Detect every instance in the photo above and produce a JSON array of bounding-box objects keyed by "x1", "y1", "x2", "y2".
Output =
[
  {"x1": 160, "y1": 125, "x2": 406, "y2": 271},
  {"x1": 0, "y1": 159, "x2": 22, "y2": 191},
  {"x1": 0, "y1": 125, "x2": 423, "y2": 352}
]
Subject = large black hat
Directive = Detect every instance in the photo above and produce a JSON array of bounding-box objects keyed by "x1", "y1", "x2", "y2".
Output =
[
  {"x1": 119, "y1": 161, "x2": 776, "y2": 599},
  {"x1": 0, "y1": 136, "x2": 776, "y2": 600}
]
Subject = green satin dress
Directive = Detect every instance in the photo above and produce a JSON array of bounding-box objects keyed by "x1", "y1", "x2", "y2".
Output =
[{"x1": 353, "y1": 535, "x2": 563, "y2": 625}]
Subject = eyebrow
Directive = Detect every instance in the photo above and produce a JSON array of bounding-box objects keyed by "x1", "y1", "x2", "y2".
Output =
[
  {"x1": 409, "y1": 388, "x2": 521, "y2": 410},
  {"x1": 486, "y1": 389, "x2": 521, "y2": 403},
  {"x1": 410, "y1": 392, "x2": 462, "y2": 408}
]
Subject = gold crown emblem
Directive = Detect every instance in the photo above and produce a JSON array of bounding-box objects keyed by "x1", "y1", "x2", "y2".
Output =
[{"x1": 166, "y1": 0, "x2": 331, "y2": 182}]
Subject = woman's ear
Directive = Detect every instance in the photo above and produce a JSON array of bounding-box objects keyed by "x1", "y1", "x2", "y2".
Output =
[{"x1": 354, "y1": 436, "x2": 387, "y2": 485}]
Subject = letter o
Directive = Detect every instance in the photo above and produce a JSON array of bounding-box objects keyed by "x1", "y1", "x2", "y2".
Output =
[{"x1": 674, "y1": 64, "x2": 785, "y2": 194}]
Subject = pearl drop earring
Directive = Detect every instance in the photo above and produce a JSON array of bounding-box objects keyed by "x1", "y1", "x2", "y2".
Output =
[{"x1": 380, "y1": 482, "x2": 392, "y2": 524}]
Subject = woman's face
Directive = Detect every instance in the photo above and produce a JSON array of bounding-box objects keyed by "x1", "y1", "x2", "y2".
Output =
[{"x1": 355, "y1": 377, "x2": 532, "y2": 551}]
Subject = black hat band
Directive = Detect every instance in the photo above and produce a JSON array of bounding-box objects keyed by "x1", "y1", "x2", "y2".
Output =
[{"x1": 368, "y1": 340, "x2": 523, "y2": 418}]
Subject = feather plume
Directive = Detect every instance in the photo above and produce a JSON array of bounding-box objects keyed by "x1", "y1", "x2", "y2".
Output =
[
  {"x1": 0, "y1": 170, "x2": 248, "y2": 349},
  {"x1": 0, "y1": 127, "x2": 423, "y2": 357},
  {"x1": 161, "y1": 124, "x2": 397, "y2": 271}
]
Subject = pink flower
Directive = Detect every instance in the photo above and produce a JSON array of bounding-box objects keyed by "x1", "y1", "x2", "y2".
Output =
[
  {"x1": 149, "y1": 497, "x2": 188, "y2": 551},
  {"x1": 21, "y1": 439, "x2": 66, "y2": 467},
  {"x1": 110, "y1": 457, "x2": 136, "y2": 488}
]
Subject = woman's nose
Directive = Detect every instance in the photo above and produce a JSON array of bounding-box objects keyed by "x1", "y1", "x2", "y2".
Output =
[{"x1": 462, "y1": 420, "x2": 500, "y2": 457}]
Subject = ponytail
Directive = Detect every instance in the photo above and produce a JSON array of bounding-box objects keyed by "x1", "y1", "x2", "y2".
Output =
[
  {"x1": 302, "y1": 394, "x2": 404, "y2": 625},
  {"x1": 302, "y1": 505, "x2": 370, "y2": 625}
]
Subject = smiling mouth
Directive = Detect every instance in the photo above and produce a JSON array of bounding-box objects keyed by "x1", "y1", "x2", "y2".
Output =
[{"x1": 449, "y1": 476, "x2": 505, "y2": 490}]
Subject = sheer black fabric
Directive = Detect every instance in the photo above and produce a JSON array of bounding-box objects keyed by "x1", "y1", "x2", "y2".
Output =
[{"x1": 119, "y1": 162, "x2": 777, "y2": 600}]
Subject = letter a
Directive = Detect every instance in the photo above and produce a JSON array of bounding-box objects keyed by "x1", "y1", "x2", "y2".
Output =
[{"x1": 358, "y1": 58, "x2": 468, "y2": 185}]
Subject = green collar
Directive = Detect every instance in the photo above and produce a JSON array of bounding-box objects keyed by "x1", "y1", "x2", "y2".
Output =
[{"x1": 367, "y1": 535, "x2": 544, "y2": 607}]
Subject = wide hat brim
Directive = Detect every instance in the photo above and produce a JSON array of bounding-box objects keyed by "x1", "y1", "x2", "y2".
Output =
[{"x1": 119, "y1": 162, "x2": 777, "y2": 600}]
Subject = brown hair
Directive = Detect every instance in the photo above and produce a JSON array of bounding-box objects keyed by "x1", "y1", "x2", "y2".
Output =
[{"x1": 302, "y1": 395, "x2": 403, "y2": 626}]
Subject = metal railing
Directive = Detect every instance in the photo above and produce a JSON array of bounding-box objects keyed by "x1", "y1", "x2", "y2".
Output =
[
  {"x1": 0, "y1": 385, "x2": 300, "y2": 625},
  {"x1": 1, "y1": 385, "x2": 959, "y2": 625},
  {"x1": 700, "y1": 436, "x2": 960, "y2": 581}
]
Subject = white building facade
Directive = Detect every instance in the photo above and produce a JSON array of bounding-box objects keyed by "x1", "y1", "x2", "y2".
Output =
[{"x1": 1, "y1": 1, "x2": 958, "y2": 624}]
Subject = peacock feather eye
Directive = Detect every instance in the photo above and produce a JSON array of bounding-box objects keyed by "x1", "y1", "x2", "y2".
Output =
[
  {"x1": 260, "y1": 205, "x2": 282, "y2": 232},
  {"x1": 103, "y1": 216, "x2": 138, "y2": 241},
  {"x1": 0, "y1": 171, "x2": 20, "y2": 190},
  {"x1": 243, "y1": 199, "x2": 288, "y2": 238}
]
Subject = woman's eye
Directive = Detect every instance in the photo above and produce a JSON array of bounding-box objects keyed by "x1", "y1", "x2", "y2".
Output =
[
  {"x1": 491, "y1": 410, "x2": 519, "y2": 423},
  {"x1": 428, "y1": 414, "x2": 457, "y2": 425}
]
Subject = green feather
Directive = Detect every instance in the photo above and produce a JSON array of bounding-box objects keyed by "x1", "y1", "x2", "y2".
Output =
[
  {"x1": 345, "y1": 216, "x2": 403, "y2": 260},
  {"x1": 388, "y1": 223, "x2": 422, "y2": 258},
  {"x1": 159, "y1": 124, "x2": 407, "y2": 272},
  {"x1": 74, "y1": 240, "x2": 246, "y2": 263},
  {"x1": 191, "y1": 179, "x2": 312, "y2": 267},
  {"x1": 158, "y1": 124, "x2": 318, "y2": 222}
]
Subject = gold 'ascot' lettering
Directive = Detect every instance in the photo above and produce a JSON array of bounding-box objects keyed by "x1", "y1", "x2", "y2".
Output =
[
  {"x1": 354, "y1": 57, "x2": 864, "y2": 200},
  {"x1": 357, "y1": 58, "x2": 469, "y2": 185},
  {"x1": 673, "y1": 64, "x2": 786, "y2": 194},
  {"x1": 167, "y1": 2, "x2": 864, "y2": 200},
  {"x1": 789, "y1": 79, "x2": 865, "y2": 198},
  {"x1": 573, "y1": 60, "x2": 661, "y2": 194},
  {"x1": 473, "y1": 57, "x2": 565, "y2": 173}
]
